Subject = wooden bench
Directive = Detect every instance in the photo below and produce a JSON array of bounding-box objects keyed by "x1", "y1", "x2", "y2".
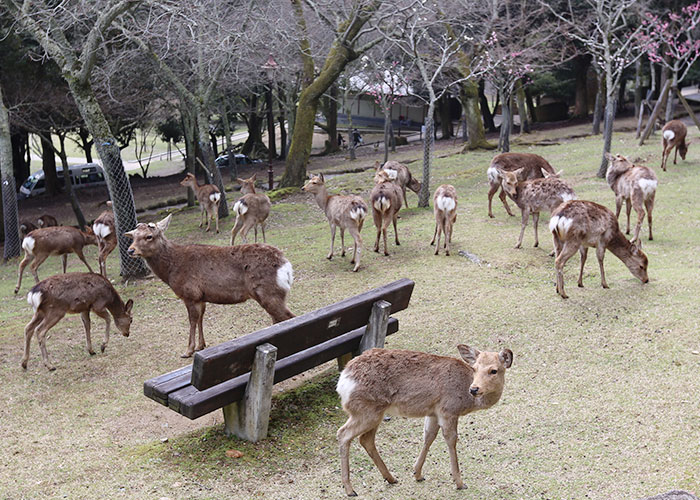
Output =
[{"x1": 144, "y1": 278, "x2": 415, "y2": 442}]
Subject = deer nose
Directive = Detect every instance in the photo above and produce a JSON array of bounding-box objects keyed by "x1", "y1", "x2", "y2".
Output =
[
  {"x1": 127, "y1": 248, "x2": 135, "y2": 256},
  {"x1": 469, "y1": 387, "x2": 479, "y2": 396}
]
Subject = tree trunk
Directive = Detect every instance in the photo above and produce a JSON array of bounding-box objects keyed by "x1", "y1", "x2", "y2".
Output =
[
  {"x1": 479, "y1": 80, "x2": 497, "y2": 132},
  {"x1": 11, "y1": 130, "x2": 30, "y2": 187},
  {"x1": 418, "y1": 102, "x2": 435, "y2": 208},
  {"x1": 439, "y1": 94, "x2": 452, "y2": 140},
  {"x1": 665, "y1": 71, "x2": 678, "y2": 122},
  {"x1": 573, "y1": 55, "x2": 592, "y2": 118},
  {"x1": 659, "y1": 63, "x2": 670, "y2": 120},
  {"x1": 383, "y1": 107, "x2": 390, "y2": 164},
  {"x1": 525, "y1": 87, "x2": 537, "y2": 124},
  {"x1": 266, "y1": 83, "x2": 277, "y2": 159},
  {"x1": 459, "y1": 79, "x2": 494, "y2": 152},
  {"x1": 389, "y1": 120, "x2": 395, "y2": 153},
  {"x1": 242, "y1": 94, "x2": 265, "y2": 157},
  {"x1": 196, "y1": 108, "x2": 228, "y2": 218},
  {"x1": 0, "y1": 84, "x2": 20, "y2": 259},
  {"x1": 210, "y1": 132, "x2": 219, "y2": 158},
  {"x1": 182, "y1": 109, "x2": 196, "y2": 206},
  {"x1": 221, "y1": 103, "x2": 238, "y2": 182},
  {"x1": 79, "y1": 127, "x2": 93, "y2": 163},
  {"x1": 499, "y1": 93, "x2": 512, "y2": 153},
  {"x1": 56, "y1": 133, "x2": 87, "y2": 229},
  {"x1": 321, "y1": 85, "x2": 338, "y2": 155},
  {"x1": 40, "y1": 133, "x2": 60, "y2": 196},
  {"x1": 516, "y1": 80, "x2": 529, "y2": 134},
  {"x1": 278, "y1": 112, "x2": 287, "y2": 160},
  {"x1": 592, "y1": 72, "x2": 604, "y2": 135},
  {"x1": 634, "y1": 59, "x2": 642, "y2": 120},
  {"x1": 597, "y1": 95, "x2": 617, "y2": 178}
]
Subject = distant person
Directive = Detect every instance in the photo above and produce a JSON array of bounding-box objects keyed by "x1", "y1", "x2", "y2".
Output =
[
  {"x1": 352, "y1": 128, "x2": 363, "y2": 147},
  {"x1": 338, "y1": 133, "x2": 346, "y2": 149}
]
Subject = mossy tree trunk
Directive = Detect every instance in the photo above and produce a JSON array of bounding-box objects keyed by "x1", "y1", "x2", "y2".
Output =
[{"x1": 0, "y1": 83, "x2": 20, "y2": 259}]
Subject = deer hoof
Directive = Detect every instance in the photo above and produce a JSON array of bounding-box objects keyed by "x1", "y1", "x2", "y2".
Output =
[
  {"x1": 14, "y1": 287, "x2": 19, "y2": 294},
  {"x1": 180, "y1": 351, "x2": 194, "y2": 358},
  {"x1": 578, "y1": 283, "x2": 584, "y2": 288},
  {"x1": 21, "y1": 360, "x2": 27, "y2": 370},
  {"x1": 534, "y1": 242, "x2": 539, "y2": 248},
  {"x1": 46, "y1": 364, "x2": 56, "y2": 372},
  {"x1": 347, "y1": 492, "x2": 357, "y2": 497},
  {"x1": 456, "y1": 484, "x2": 467, "y2": 490},
  {"x1": 488, "y1": 213, "x2": 495, "y2": 219},
  {"x1": 415, "y1": 476, "x2": 425, "y2": 482},
  {"x1": 196, "y1": 344, "x2": 206, "y2": 351},
  {"x1": 88, "y1": 350, "x2": 96, "y2": 356},
  {"x1": 101, "y1": 343, "x2": 107, "y2": 353},
  {"x1": 326, "y1": 254, "x2": 333, "y2": 260},
  {"x1": 445, "y1": 250, "x2": 450, "y2": 256},
  {"x1": 384, "y1": 251, "x2": 389, "y2": 256}
]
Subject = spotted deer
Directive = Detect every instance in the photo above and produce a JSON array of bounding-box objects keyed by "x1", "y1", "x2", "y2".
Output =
[
  {"x1": 370, "y1": 169, "x2": 403, "y2": 256},
  {"x1": 22, "y1": 272, "x2": 133, "y2": 371},
  {"x1": 430, "y1": 184, "x2": 458, "y2": 255},
  {"x1": 337, "y1": 345, "x2": 513, "y2": 496},
  {"x1": 125, "y1": 215, "x2": 294, "y2": 357},
  {"x1": 231, "y1": 174, "x2": 272, "y2": 245},
  {"x1": 36, "y1": 214, "x2": 58, "y2": 228},
  {"x1": 92, "y1": 207, "x2": 117, "y2": 278},
  {"x1": 549, "y1": 200, "x2": 649, "y2": 299},
  {"x1": 499, "y1": 168, "x2": 575, "y2": 249},
  {"x1": 487, "y1": 152, "x2": 559, "y2": 218},
  {"x1": 180, "y1": 173, "x2": 221, "y2": 233},
  {"x1": 303, "y1": 173, "x2": 367, "y2": 272},
  {"x1": 375, "y1": 160, "x2": 422, "y2": 208},
  {"x1": 604, "y1": 153, "x2": 657, "y2": 242},
  {"x1": 15, "y1": 226, "x2": 97, "y2": 294},
  {"x1": 661, "y1": 120, "x2": 688, "y2": 171}
]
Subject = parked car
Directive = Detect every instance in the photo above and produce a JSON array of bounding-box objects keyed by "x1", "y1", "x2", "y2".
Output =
[
  {"x1": 18, "y1": 163, "x2": 106, "y2": 199},
  {"x1": 214, "y1": 153, "x2": 262, "y2": 169}
]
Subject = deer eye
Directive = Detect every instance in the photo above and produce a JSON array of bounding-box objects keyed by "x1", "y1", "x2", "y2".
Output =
[
  {"x1": 145, "y1": 235, "x2": 153, "y2": 241},
  {"x1": 490, "y1": 369, "x2": 498, "y2": 375}
]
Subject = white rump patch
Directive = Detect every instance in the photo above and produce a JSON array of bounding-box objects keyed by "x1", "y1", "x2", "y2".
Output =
[
  {"x1": 92, "y1": 222, "x2": 112, "y2": 239},
  {"x1": 210, "y1": 192, "x2": 221, "y2": 203},
  {"x1": 233, "y1": 200, "x2": 248, "y2": 215},
  {"x1": 373, "y1": 196, "x2": 390, "y2": 212},
  {"x1": 436, "y1": 195, "x2": 456, "y2": 212},
  {"x1": 638, "y1": 178, "x2": 658, "y2": 198},
  {"x1": 487, "y1": 166, "x2": 500, "y2": 183},
  {"x1": 22, "y1": 236, "x2": 35, "y2": 255},
  {"x1": 382, "y1": 168, "x2": 399, "y2": 180},
  {"x1": 349, "y1": 206, "x2": 366, "y2": 221},
  {"x1": 27, "y1": 291, "x2": 42, "y2": 311},
  {"x1": 663, "y1": 129, "x2": 675, "y2": 141},
  {"x1": 549, "y1": 215, "x2": 573, "y2": 236},
  {"x1": 560, "y1": 192, "x2": 576, "y2": 202},
  {"x1": 336, "y1": 371, "x2": 357, "y2": 404},
  {"x1": 276, "y1": 260, "x2": 294, "y2": 292}
]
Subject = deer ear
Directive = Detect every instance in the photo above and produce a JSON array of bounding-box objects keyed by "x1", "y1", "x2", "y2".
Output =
[
  {"x1": 375, "y1": 160, "x2": 381, "y2": 170},
  {"x1": 156, "y1": 214, "x2": 172, "y2": 233},
  {"x1": 319, "y1": 173, "x2": 325, "y2": 182},
  {"x1": 457, "y1": 344, "x2": 480, "y2": 366},
  {"x1": 632, "y1": 238, "x2": 642, "y2": 252},
  {"x1": 251, "y1": 173, "x2": 257, "y2": 181},
  {"x1": 124, "y1": 299, "x2": 133, "y2": 314},
  {"x1": 499, "y1": 349, "x2": 513, "y2": 369},
  {"x1": 236, "y1": 178, "x2": 245, "y2": 184},
  {"x1": 123, "y1": 229, "x2": 136, "y2": 239},
  {"x1": 604, "y1": 152, "x2": 614, "y2": 162}
]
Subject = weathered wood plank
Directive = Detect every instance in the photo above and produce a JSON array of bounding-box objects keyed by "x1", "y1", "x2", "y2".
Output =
[
  {"x1": 143, "y1": 365, "x2": 192, "y2": 406},
  {"x1": 191, "y1": 279, "x2": 414, "y2": 390}
]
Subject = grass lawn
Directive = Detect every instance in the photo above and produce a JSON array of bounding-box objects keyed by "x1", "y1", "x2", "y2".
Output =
[{"x1": 1, "y1": 121, "x2": 698, "y2": 499}]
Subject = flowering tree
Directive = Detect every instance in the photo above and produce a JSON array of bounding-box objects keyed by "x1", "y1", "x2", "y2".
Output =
[{"x1": 363, "y1": 58, "x2": 405, "y2": 163}]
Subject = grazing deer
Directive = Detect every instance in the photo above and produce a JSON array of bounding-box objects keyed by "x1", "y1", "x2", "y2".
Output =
[
  {"x1": 605, "y1": 153, "x2": 657, "y2": 242},
  {"x1": 375, "y1": 160, "x2": 422, "y2": 208},
  {"x1": 15, "y1": 226, "x2": 97, "y2": 294},
  {"x1": 180, "y1": 173, "x2": 221, "y2": 233},
  {"x1": 303, "y1": 173, "x2": 367, "y2": 272},
  {"x1": 370, "y1": 169, "x2": 403, "y2": 256},
  {"x1": 22, "y1": 272, "x2": 133, "y2": 371},
  {"x1": 231, "y1": 174, "x2": 272, "y2": 245},
  {"x1": 92, "y1": 209, "x2": 117, "y2": 278},
  {"x1": 487, "y1": 152, "x2": 559, "y2": 218},
  {"x1": 549, "y1": 200, "x2": 649, "y2": 299},
  {"x1": 36, "y1": 214, "x2": 58, "y2": 228},
  {"x1": 125, "y1": 214, "x2": 294, "y2": 357},
  {"x1": 661, "y1": 120, "x2": 688, "y2": 171},
  {"x1": 430, "y1": 185, "x2": 458, "y2": 255},
  {"x1": 498, "y1": 168, "x2": 575, "y2": 249},
  {"x1": 337, "y1": 345, "x2": 513, "y2": 496},
  {"x1": 19, "y1": 221, "x2": 37, "y2": 238}
]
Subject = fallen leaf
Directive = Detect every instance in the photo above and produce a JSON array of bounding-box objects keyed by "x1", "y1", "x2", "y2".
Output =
[{"x1": 226, "y1": 449, "x2": 243, "y2": 459}]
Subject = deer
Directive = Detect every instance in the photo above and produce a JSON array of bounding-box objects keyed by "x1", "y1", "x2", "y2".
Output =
[
  {"x1": 92, "y1": 208, "x2": 117, "y2": 278},
  {"x1": 231, "y1": 173, "x2": 272, "y2": 245},
  {"x1": 430, "y1": 184, "x2": 458, "y2": 255},
  {"x1": 661, "y1": 120, "x2": 688, "y2": 171},
  {"x1": 19, "y1": 221, "x2": 37, "y2": 238},
  {"x1": 487, "y1": 152, "x2": 559, "y2": 218},
  {"x1": 180, "y1": 173, "x2": 221, "y2": 233},
  {"x1": 303, "y1": 173, "x2": 367, "y2": 272},
  {"x1": 370, "y1": 169, "x2": 403, "y2": 256},
  {"x1": 15, "y1": 226, "x2": 97, "y2": 294},
  {"x1": 498, "y1": 168, "x2": 575, "y2": 250},
  {"x1": 604, "y1": 153, "x2": 657, "y2": 242},
  {"x1": 375, "y1": 160, "x2": 422, "y2": 208},
  {"x1": 21, "y1": 272, "x2": 134, "y2": 371},
  {"x1": 337, "y1": 345, "x2": 513, "y2": 496},
  {"x1": 125, "y1": 214, "x2": 295, "y2": 358},
  {"x1": 36, "y1": 214, "x2": 58, "y2": 228},
  {"x1": 549, "y1": 200, "x2": 649, "y2": 299}
]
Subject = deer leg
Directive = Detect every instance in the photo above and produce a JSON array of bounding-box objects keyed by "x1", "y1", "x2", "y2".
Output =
[
  {"x1": 413, "y1": 415, "x2": 439, "y2": 482},
  {"x1": 625, "y1": 199, "x2": 631, "y2": 235},
  {"x1": 555, "y1": 241, "x2": 579, "y2": 299},
  {"x1": 661, "y1": 148, "x2": 668, "y2": 171},
  {"x1": 578, "y1": 247, "x2": 588, "y2": 287},
  {"x1": 261, "y1": 221, "x2": 267, "y2": 243},
  {"x1": 214, "y1": 204, "x2": 220, "y2": 234},
  {"x1": 15, "y1": 254, "x2": 34, "y2": 294},
  {"x1": 62, "y1": 254, "x2": 68, "y2": 273},
  {"x1": 328, "y1": 223, "x2": 337, "y2": 260},
  {"x1": 74, "y1": 248, "x2": 94, "y2": 274},
  {"x1": 21, "y1": 310, "x2": 44, "y2": 369},
  {"x1": 199, "y1": 206, "x2": 205, "y2": 228},
  {"x1": 254, "y1": 288, "x2": 295, "y2": 323},
  {"x1": 551, "y1": 232, "x2": 562, "y2": 259},
  {"x1": 92, "y1": 308, "x2": 111, "y2": 353},
  {"x1": 36, "y1": 312, "x2": 64, "y2": 371},
  {"x1": 674, "y1": 145, "x2": 678, "y2": 164},
  {"x1": 240, "y1": 218, "x2": 257, "y2": 244},
  {"x1": 434, "y1": 219, "x2": 442, "y2": 255},
  {"x1": 253, "y1": 224, "x2": 258, "y2": 243},
  {"x1": 340, "y1": 228, "x2": 346, "y2": 257},
  {"x1": 359, "y1": 426, "x2": 397, "y2": 485},
  {"x1": 445, "y1": 218, "x2": 453, "y2": 256},
  {"x1": 402, "y1": 187, "x2": 409, "y2": 209},
  {"x1": 440, "y1": 416, "x2": 465, "y2": 490},
  {"x1": 196, "y1": 302, "x2": 206, "y2": 351},
  {"x1": 487, "y1": 183, "x2": 499, "y2": 218},
  {"x1": 430, "y1": 216, "x2": 439, "y2": 246},
  {"x1": 349, "y1": 227, "x2": 362, "y2": 271},
  {"x1": 392, "y1": 214, "x2": 400, "y2": 246},
  {"x1": 645, "y1": 196, "x2": 654, "y2": 241},
  {"x1": 632, "y1": 197, "x2": 645, "y2": 243},
  {"x1": 81, "y1": 311, "x2": 95, "y2": 355},
  {"x1": 382, "y1": 217, "x2": 391, "y2": 256},
  {"x1": 30, "y1": 254, "x2": 49, "y2": 284},
  {"x1": 516, "y1": 209, "x2": 529, "y2": 249},
  {"x1": 532, "y1": 212, "x2": 540, "y2": 247},
  {"x1": 499, "y1": 188, "x2": 515, "y2": 216},
  {"x1": 182, "y1": 301, "x2": 202, "y2": 358},
  {"x1": 338, "y1": 413, "x2": 383, "y2": 497},
  {"x1": 230, "y1": 216, "x2": 245, "y2": 245},
  {"x1": 596, "y1": 244, "x2": 609, "y2": 289}
]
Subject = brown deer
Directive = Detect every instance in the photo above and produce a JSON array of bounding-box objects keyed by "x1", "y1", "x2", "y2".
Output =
[
  {"x1": 125, "y1": 214, "x2": 295, "y2": 357},
  {"x1": 22, "y1": 272, "x2": 134, "y2": 371},
  {"x1": 550, "y1": 200, "x2": 649, "y2": 299},
  {"x1": 370, "y1": 169, "x2": 403, "y2": 256},
  {"x1": 604, "y1": 153, "x2": 657, "y2": 242},
  {"x1": 36, "y1": 214, "x2": 58, "y2": 228},
  {"x1": 487, "y1": 152, "x2": 559, "y2": 218},
  {"x1": 92, "y1": 209, "x2": 117, "y2": 278},
  {"x1": 375, "y1": 160, "x2": 422, "y2": 207},
  {"x1": 180, "y1": 173, "x2": 221, "y2": 233},
  {"x1": 15, "y1": 226, "x2": 97, "y2": 294},
  {"x1": 231, "y1": 174, "x2": 272, "y2": 245},
  {"x1": 430, "y1": 184, "x2": 458, "y2": 255},
  {"x1": 19, "y1": 221, "x2": 37, "y2": 238},
  {"x1": 498, "y1": 168, "x2": 575, "y2": 249},
  {"x1": 303, "y1": 173, "x2": 367, "y2": 272},
  {"x1": 661, "y1": 120, "x2": 688, "y2": 171},
  {"x1": 337, "y1": 345, "x2": 513, "y2": 496}
]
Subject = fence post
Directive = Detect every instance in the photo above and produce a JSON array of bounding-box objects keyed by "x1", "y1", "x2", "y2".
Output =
[{"x1": 358, "y1": 300, "x2": 391, "y2": 353}]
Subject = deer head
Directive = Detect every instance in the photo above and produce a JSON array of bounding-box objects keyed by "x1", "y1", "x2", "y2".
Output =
[{"x1": 124, "y1": 215, "x2": 172, "y2": 258}]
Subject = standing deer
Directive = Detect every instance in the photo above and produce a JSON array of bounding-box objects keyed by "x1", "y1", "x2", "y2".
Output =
[
  {"x1": 19, "y1": 221, "x2": 37, "y2": 238},
  {"x1": 337, "y1": 345, "x2": 513, "y2": 496},
  {"x1": 22, "y1": 272, "x2": 133, "y2": 371},
  {"x1": 661, "y1": 120, "x2": 688, "y2": 171},
  {"x1": 15, "y1": 226, "x2": 97, "y2": 294},
  {"x1": 499, "y1": 168, "x2": 575, "y2": 249},
  {"x1": 370, "y1": 169, "x2": 403, "y2": 256},
  {"x1": 605, "y1": 153, "x2": 657, "y2": 242},
  {"x1": 36, "y1": 214, "x2": 58, "y2": 228},
  {"x1": 430, "y1": 185, "x2": 458, "y2": 255},
  {"x1": 549, "y1": 200, "x2": 649, "y2": 299},
  {"x1": 375, "y1": 160, "x2": 422, "y2": 208},
  {"x1": 303, "y1": 173, "x2": 367, "y2": 272},
  {"x1": 231, "y1": 174, "x2": 272, "y2": 245},
  {"x1": 92, "y1": 208, "x2": 117, "y2": 278},
  {"x1": 487, "y1": 152, "x2": 558, "y2": 218},
  {"x1": 125, "y1": 214, "x2": 294, "y2": 357},
  {"x1": 180, "y1": 173, "x2": 221, "y2": 233}
]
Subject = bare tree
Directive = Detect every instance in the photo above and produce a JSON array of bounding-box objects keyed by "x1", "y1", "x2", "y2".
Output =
[{"x1": 0, "y1": 83, "x2": 20, "y2": 259}]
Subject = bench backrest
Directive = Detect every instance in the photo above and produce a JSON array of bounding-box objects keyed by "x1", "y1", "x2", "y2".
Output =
[{"x1": 191, "y1": 278, "x2": 415, "y2": 390}]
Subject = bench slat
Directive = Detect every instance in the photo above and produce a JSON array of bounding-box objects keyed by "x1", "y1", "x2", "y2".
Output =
[
  {"x1": 167, "y1": 318, "x2": 399, "y2": 419},
  {"x1": 191, "y1": 278, "x2": 414, "y2": 390},
  {"x1": 143, "y1": 365, "x2": 193, "y2": 406}
]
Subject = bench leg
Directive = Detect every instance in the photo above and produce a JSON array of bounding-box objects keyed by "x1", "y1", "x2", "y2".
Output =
[
  {"x1": 222, "y1": 343, "x2": 277, "y2": 442},
  {"x1": 337, "y1": 300, "x2": 392, "y2": 372}
]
